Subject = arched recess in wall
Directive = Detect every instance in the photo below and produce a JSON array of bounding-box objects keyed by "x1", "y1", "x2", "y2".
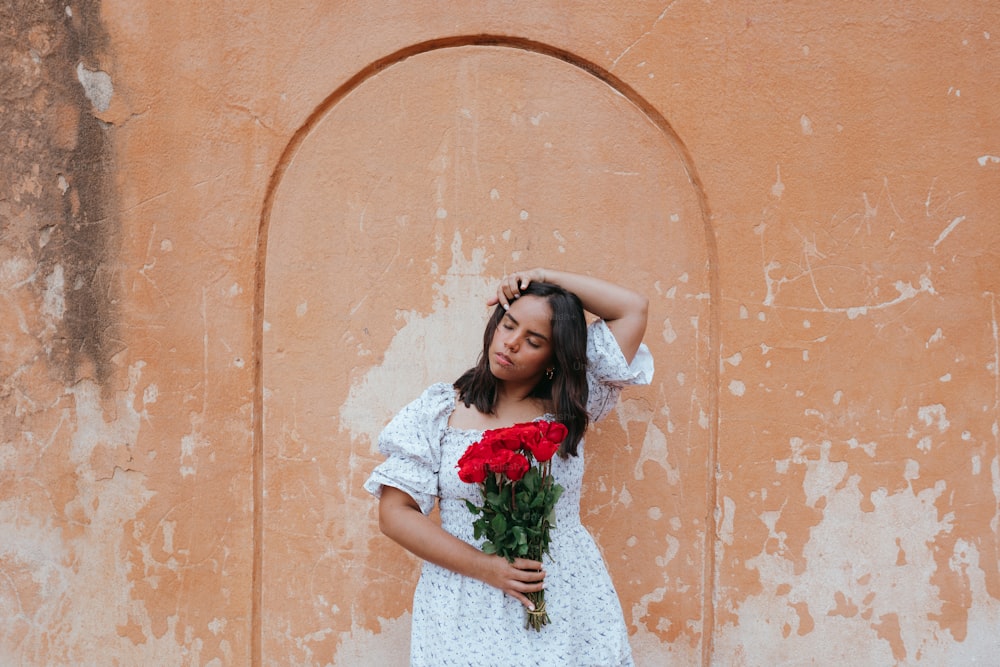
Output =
[{"x1": 253, "y1": 36, "x2": 719, "y2": 665}]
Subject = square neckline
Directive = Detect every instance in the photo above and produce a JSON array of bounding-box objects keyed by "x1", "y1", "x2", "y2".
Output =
[{"x1": 444, "y1": 386, "x2": 554, "y2": 434}]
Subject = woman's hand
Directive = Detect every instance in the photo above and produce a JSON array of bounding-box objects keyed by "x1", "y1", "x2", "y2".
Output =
[
  {"x1": 487, "y1": 268, "x2": 547, "y2": 310},
  {"x1": 476, "y1": 555, "x2": 546, "y2": 610}
]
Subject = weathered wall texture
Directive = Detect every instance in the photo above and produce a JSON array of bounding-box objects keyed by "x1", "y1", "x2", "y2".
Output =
[{"x1": 1, "y1": 1, "x2": 997, "y2": 665}]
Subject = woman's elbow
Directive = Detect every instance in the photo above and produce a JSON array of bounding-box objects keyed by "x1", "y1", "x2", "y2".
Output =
[
  {"x1": 635, "y1": 294, "x2": 649, "y2": 320},
  {"x1": 377, "y1": 488, "x2": 418, "y2": 538}
]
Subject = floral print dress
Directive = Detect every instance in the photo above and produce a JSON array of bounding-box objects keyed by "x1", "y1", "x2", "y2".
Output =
[{"x1": 364, "y1": 320, "x2": 654, "y2": 667}]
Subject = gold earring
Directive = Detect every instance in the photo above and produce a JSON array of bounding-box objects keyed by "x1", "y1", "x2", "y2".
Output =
[{"x1": 545, "y1": 368, "x2": 555, "y2": 380}]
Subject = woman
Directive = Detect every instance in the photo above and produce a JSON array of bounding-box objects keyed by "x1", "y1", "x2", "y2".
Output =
[{"x1": 364, "y1": 268, "x2": 653, "y2": 666}]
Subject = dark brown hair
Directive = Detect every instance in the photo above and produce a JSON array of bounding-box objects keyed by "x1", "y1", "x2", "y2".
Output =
[{"x1": 454, "y1": 282, "x2": 589, "y2": 456}]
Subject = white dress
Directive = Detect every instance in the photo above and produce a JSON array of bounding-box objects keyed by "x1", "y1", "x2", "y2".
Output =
[{"x1": 364, "y1": 320, "x2": 654, "y2": 667}]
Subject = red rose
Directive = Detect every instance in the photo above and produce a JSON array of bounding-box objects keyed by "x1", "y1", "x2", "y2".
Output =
[
  {"x1": 457, "y1": 459, "x2": 487, "y2": 484},
  {"x1": 491, "y1": 428, "x2": 526, "y2": 451},
  {"x1": 514, "y1": 423, "x2": 543, "y2": 448},
  {"x1": 506, "y1": 453, "x2": 530, "y2": 481},
  {"x1": 539, "y1": 421, "x2": 568, "y2": 444},
  {"x1": 491, "y1": 450, "x2": 529, "y2": 481},
  {"x1": 522, "y1": 421, "x2": 566, "y2": 462},
  {"x1": 526, "y1": 437, "x2": 560, "y2": 462},
  {"x1": 486, "y1": 447, "x2": 513, "y2": 470},
  {"x1": 457, "y1": 441, "x2": 495, "y2": 484}
]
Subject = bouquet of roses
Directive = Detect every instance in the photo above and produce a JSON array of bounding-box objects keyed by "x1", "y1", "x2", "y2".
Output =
[{"x1": 456, "y1": 420, "x2": 566, "y2": 631}]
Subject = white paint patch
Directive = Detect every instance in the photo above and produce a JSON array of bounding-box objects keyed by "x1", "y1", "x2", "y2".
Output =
[
  {"x1": 729, "y1": 380, "x2": 746, "y2": 396},
  {"x1": 42, "y1": 264, "x2": 65, "y2": 321},
  {"x1": 926, "y1": 328, "x2": 944, "y2": 347},
  {"x1": 655, "y1": 533, "x2": 680, "y2": 568},
  {"x1": 720, "y1": 496, "x2": 736, "y2": 545},
  {"x1": 161, "y1": 520, "x2": 176, "y2": 553},
  {"x1": 490, "y1": 188, "x2": 500, "y2": 200},
  {"x1": 662, "y1": 317, "x2": 677, "y2": 344},
  {"x1": 208, "y1": 617, "x2": 227, "y2": 636},
  {"x1": 332, "y1": 613, "x2": 412, "y2": 666},
  {"x1": 1, "y1": 256, "x2": 32, "y2": 288},
  {"x1": 295, "y1": 301, "x2": 307, "y2": 317},
  {"x1": 933, "y1": 216, "x2": 966, "y2": 249},
  {"x1": 436, "y1": 208, "x2": 447, "y2": 219},
  {"x1": 800, "y1": 114, "x2": 813, "y2": 135},
  {"x1": 976, "y1": 155, "x2": 1000, "y2": 166},
  {"x1": 339, "y1": 232, "x2": 488, "y2": 441},
  {"x1": 630, "y1": 621, "x2": 700, "y2": 665},
  {"x1": 917, "y1": 404, "x2": 950, "y2": 432},
  {"x1": 772, "y1": 165, "x2": 785, "y2": 197},
  {"x1": 845, "y1": 277, "x2": 937, "y2": 320},
  {"x1": 633, "y1": 423, "x2": 677, "y2": 484},
  {"x1": 846, "y1": 437, "x2": 877, "y2": 457},
  {"x1": 715, "y1": 468, "x2": 966, "y2": 664},
  {"x1": 802, "y1": 441, "x2": 847, "y2": 506},
  {"x1": 520, "y1": 210, "x2": 529, "y2": 220},
  {"x1": 76, "y1": 62, "x2": 113, "y2": 112}
]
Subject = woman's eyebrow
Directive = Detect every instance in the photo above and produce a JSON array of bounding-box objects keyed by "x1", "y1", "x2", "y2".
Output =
[{"x1": 503, "y1": 312, "x2": 550, "y2": 341}]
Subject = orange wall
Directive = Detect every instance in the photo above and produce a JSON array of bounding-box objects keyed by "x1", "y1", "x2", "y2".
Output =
[{"x1": 1, "y1": 2, "x2": 998, "y2": 665}]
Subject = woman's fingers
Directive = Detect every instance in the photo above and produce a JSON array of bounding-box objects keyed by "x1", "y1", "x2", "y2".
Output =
[
  {"x1": 502, "y1": 559, "x2": 545, "y2": 609},
  {"x1": 487, "y1": 269, "x2": 544, "y2": 309},
  {"x1": 511, "y1": 558, "x2": 544, "y2": 576}
]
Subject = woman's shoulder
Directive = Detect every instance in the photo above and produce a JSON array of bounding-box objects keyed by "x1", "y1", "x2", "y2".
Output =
[
  {"x1": 404, "y1": 381, "x2": 457, "y2": 416},
  {"x1": 379, "y1": 382, "x2": 456, "y2": 446}
]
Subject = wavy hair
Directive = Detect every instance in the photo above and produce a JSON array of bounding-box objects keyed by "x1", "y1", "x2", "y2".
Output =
[{"x1": 454, "y1": 282, "x2": 589, "y2": 456}]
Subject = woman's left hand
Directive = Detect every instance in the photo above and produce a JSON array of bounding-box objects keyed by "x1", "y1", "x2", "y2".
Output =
[{"x1": 487, "y1": 268, "x2": 547, "y2": 310}]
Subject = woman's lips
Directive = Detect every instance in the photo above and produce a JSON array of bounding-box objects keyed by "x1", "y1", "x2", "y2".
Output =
[{"x1": 494, "y1": 352, "x2": 513, "y2": 367}]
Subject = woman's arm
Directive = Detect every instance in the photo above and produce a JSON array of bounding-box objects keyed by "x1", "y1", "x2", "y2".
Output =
[
  {"x1": 489, "y1": 268, "x2": 649, "y2": 363},
  {"x1": 378, "y1": 486, "x2": 545, "y2": 609}
]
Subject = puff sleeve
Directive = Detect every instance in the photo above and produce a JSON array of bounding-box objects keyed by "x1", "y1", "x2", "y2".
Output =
[
  {"x1": 363, "y1": 382, "x2": 454, "y2": 515},
  {"x1": 585, "y1": 319, "x2": 655, "y2": 422}
]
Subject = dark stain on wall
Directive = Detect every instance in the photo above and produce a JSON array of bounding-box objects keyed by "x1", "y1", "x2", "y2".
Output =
[{"x1": 1, "y1": 0, "x2": 120, "y2": 391}]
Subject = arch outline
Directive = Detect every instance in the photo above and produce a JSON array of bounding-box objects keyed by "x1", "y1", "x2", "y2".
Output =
[{"x1": 251, "y1": 34, "x2": 720, "y2": 666}]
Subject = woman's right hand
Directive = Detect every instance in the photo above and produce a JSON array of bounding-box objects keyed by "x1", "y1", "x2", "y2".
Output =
[
  {"x1": 487, "y1": 268, "x2": 548, "y2": 310},
  {"x1": 477, "y1": 555, "x2": 546, "y2": 610}
]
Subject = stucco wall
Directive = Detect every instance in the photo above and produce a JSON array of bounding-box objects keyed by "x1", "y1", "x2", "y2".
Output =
[{"x1": 1, "y1": 1, "x2": 998, "y2": 665}]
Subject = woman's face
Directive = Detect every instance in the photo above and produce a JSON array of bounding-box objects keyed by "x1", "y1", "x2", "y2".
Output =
[{"x1": 488, "y1": 295, "x2": 554, "y2": 385}]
